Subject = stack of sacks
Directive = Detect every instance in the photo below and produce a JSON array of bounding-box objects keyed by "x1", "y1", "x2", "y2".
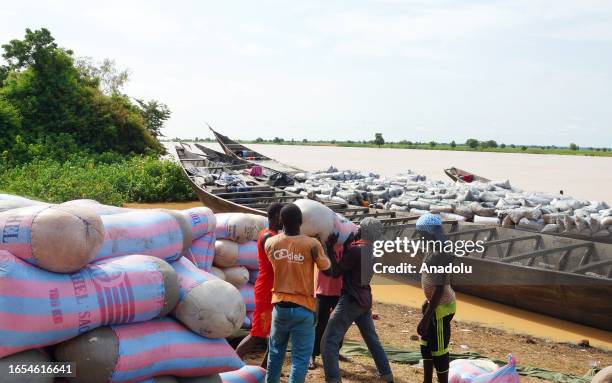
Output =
[
  {"x1": 54, "y1": 317, "x2": 245, "y2": 383},
  {"x1": 212, "y1": 213, "x2": 267, "y2": 326},
  {"x1": 0, "y1": 199, "x2": 253, "y2": 383}
]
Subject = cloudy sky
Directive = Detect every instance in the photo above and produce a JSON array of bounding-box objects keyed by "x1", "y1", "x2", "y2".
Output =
[{"x1": 2, "y1": 0, "x2": 611, "y2": 146}]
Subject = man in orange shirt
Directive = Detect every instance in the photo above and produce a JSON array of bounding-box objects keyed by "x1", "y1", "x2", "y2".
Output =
[
  {"x1": 236, "y1": 203, "x2": 284, "y2": 365},
  {"x1": 265, "y1": 203, "x2": 332, "y2": 383}
]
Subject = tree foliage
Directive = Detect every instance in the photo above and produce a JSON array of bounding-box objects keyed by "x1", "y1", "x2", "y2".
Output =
[
  {"x1": 374, "y1": 133, "x2": 384, "y2": 147},
  {"x1": 466, "y1": 138, "x2": 479, "y2": 149},
  {"x1": 134, "y1": 98, "x2": 171, "y2": 138},
  {"x1": 0, "y1": 28, "x2": 163, "y2": 159}
]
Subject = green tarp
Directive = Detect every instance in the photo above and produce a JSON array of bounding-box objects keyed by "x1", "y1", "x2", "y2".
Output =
[{"x1": 340, "y1": 341, "x2": 598, "y2": 383}]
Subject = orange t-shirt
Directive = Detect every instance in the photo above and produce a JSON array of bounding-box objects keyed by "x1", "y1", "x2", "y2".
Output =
[{"x1": 265, "y1": 233, "x2": 331, "y2": 312}]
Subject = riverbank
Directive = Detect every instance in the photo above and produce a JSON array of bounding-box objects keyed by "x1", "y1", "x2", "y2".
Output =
[
  {"x1": 185, "y1": 139, "x2": 612, "y2": 157},
  {"x1": 242, "y1": 301, "x2": 610, "y2": 383}
]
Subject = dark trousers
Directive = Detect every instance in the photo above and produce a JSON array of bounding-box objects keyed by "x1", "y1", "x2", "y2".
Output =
[
  {"x1": 321, "y1": 294, "x2": 393, "y2": 383},
  {"x1": 313, "y1": 294, "x2": 340, "y2": 357}
]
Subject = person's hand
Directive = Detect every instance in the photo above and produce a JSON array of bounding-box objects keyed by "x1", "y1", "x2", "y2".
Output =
[
  {"x1": 417, "y1": 318, "x2": 429, "y2": 337},
  {"x1": 326, "y1": 232, "x2": 339, "y2": 248}
]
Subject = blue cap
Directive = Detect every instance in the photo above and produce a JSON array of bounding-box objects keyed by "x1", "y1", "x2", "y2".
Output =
[{"x1": 415, "y1": 213, "x2": 447, "y2": 242}]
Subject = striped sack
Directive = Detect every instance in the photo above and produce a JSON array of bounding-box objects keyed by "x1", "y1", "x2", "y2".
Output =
[
  {"x1": 239, "y1": 284, "x2": 255, "y2": 312},
  {"x1": 0, "y1": 251, "x2": 175, "y2": 358},
  {"x1": 95, "y1": 207, "x2": 216, "y2": 262},
  {"x1": 55, "y1": 317, "x2": 244, "y2": 383},
  {"x1": 248, "y1": 269, "x2": 259, "y2": 285},
  {"x1": 242, "y1": 311, "x2": 254, "y2": 329},
  {"x1": 234, "y1": 241, "x2": 258, "y2": 271},
  {"x1": 187, "y1": 232, "x2": 216, "y2": 272},
  {"x1": 219, "y1": 365, "x2": 266, "y2": 383},
  {"x1": 333, "y1": 213, "x2": 359, "y2": 244},
  {"x1": 171, "y1": 257, "x2": 246, "y2": 339},
  {"x1": 450, "y1": 355, "x2": 519, "y2": 383}
]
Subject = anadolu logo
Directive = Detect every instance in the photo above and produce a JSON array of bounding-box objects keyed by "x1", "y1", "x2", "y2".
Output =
[{"x1": 273, "y1": 248, "x2": 305, "y2": 262}]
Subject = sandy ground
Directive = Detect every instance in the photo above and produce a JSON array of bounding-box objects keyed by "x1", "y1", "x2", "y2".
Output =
[{"x1": 243, "y1": 301, "x2": 611, "y2": 383}]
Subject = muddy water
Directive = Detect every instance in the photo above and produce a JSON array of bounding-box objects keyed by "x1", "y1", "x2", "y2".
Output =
[
  {"x1": 199, "y1": 143, "x2": 612, "y2": 202},
  {"x1": 127, "y1": 201, "x2": 612, "y2": 349}
]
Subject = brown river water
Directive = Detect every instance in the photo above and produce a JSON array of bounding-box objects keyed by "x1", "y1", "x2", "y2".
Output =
[{"x1": 198, "y1": 143, "x2": 612, "y2": 202}]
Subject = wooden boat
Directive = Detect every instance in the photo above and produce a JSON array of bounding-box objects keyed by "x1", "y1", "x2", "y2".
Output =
[
  {"x1": 383, "y1": 223, "x2": 612, "y2": 331},
  {"x1": 209, "y1": 126, "x2": 304, "y2": 174},
  {"x1": 174, "y1": 142, "x2": 427, "y2": 227},
  {"x1": 444, "y1": 167, "x2": 491, "y2": 183}
]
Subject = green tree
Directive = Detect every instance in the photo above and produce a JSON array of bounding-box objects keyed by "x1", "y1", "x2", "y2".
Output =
[
  {"x1": 0, "y1": 28, "x2": 160, "y2": 156},
  {"x1": 255, "y1": 137, "x2": 264, "y2": 142},
  {"x1": 75, "y1": 57, "x2": 129, "y2": 95},
  {"x1": 569, "y1": 143, "x2": 579, "y2": 151},
  {"x1": 302, "y1": 138, "x2": 308, "y2": 143},
  {"x1": 500, "y1": 143, "x2": 506, "y2": 148},
  {"x1": 134, "y1": 98, "x2": 171, "y2": 138},
  {"x1": 374, "y1": 133, "x2": 384, "y2": 147},
  {"x1": 273, "y1": 137, "x2": 284, "y2": 143},
  {"x1": 429, "y1": 141, "x2": 436, "y2": 147},
  {"x1": 521, "y1": 145, "x2": 527, "y2": 151},
  {"x1": 450, "y1": 140, "x2": 456, "y2": 148},
  {"x1": 482, "y1": 140, "x2": 498, "y2": 148},
  {"x1": 466, "y1": 138, "x2": 479, "y2": 149}
]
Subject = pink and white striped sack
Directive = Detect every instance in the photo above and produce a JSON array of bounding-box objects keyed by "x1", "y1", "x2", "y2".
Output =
[
  {"x1": 0, "y1": 251, "x2": 177, "y2": 358},
  {"x1": 239, "y1": 284, "x2": 255, "y2": 312},
  {"x1": 95, "y1": 207, "x2": 216, "y2": 263},
  {"x1": 54, "y1": 317, "x2": 244, "y2": 383},
  {"x1": 450, "y1": 355, "x2": 520, "y2": 383},
  {"x1": 187, "y1": 232, "x2": 216, "y2": 272},
  {"x1": 219, "y1": 365, "x2": 266, "y2": 383},
  {"x1": 234, "y1": 241, "x2": 258, "y2": 271}
]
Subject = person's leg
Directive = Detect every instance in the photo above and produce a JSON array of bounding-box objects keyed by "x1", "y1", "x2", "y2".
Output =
[
  {"x1": 266, "y1": 306, "x2": 291, "y2": 383},
  {"x1": 288, "y1": 307, "x2": 316, "y2": 383},
  {"x1": 354, "y1": 309, "x2": 393, "y2": 382},
  {"x1": 313, "y1": 295, "x2": 336, "y2": 364},
  {"x1": 432, "y1": 314, "x2": 453, "y2": 383},
  {"x1": 321, "y1": 295, "x2": 356, "y2": 383},
  {"x1": 420, "y1": 340, "x2": 434, "y2": 383}
]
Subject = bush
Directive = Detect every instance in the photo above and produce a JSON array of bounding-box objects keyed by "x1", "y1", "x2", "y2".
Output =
[{"x1": 0, "y1": 155, "x2": 195, "y2": 205}]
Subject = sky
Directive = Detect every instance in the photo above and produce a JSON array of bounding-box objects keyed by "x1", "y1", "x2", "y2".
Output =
[{"x1": 1, "y1": 0, "x2": 612, "y2": 147}]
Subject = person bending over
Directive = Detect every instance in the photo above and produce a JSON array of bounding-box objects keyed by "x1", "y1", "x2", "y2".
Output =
[
  {"x1": 265, "y1": 203, "x2": 333, "y2": 383},
  {"x1": 321, "y1": 218, "x2": 394, "y2": 383},
  {"x1": 415, "y1": 214, "x2": 456, "y2": 383},
  {"x1": 236, "y1": 203, "x2": 284, "y2": 365}
]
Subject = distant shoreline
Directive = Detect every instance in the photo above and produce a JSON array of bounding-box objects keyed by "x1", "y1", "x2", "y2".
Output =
[{"x1": 174, "y1": 139, "x2": 612, "y2": 157}]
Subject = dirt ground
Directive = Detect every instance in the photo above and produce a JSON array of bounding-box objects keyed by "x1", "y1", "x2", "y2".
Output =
[{"x1": 243, "y1": 301, "x2": 611, "y2": 383}]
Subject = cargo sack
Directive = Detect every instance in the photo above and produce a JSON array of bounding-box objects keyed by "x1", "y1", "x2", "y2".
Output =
[
  {"x1": 171, "y1": 257, "x2": 246, "y2": 338},
  {"x1": 210, "y1": 267, "x2": 226, "y2": 280},
  {"x1": 239, "y1": 284, "x2": 255, "y2": 312},
  {"x1": 248, "y1": 269, "x2": 259, "y2": 284},
  {"x1": 54, "y1": 317, "x2": 245, "y2": 383},
  {"x1": 0, "y1": 193, "x2": 49, "y2": 213},
  {"x1": 214, "y1": 240, "x2": 239, "y2": 268},
  {"x1": 188, "y1": 232, "x2": 216, "y2": 272},
  {"x1": 96, "y1": 208, "x2": 215, "y2": 263},
  {"x1": 449, "y1": 354, "x2": 520, "y2": 383},
  {"x1": 0, "y1": 349, "x2": 54, "y2": 383},
  {"x1": 222, "y1": 266, "x2": 250, "y2": 288},
  {"x1": 0, "y1": 251, "x2": 179, "y2": 358},
  {"x1": 218, "y1": 365, "x2": 266, "y2": 383},
  {"x1": 215, "y1": 213, "x2": 262, "y2": 243},
  {"x1": 0, "y1": 205, "x2": 104, "y2": 273},
  {"x1": 294, "y1": 199, "x2": 336, "y2": 240},
  {"x1": 333, "y1": 213, "x2": 359, "y2": 244},
  {"x1": 61, "y1": 200, "x2": 132, "y2": 215},
  {"x1": 473, "y1": 215, "x2": 500, "y2": 225},
  {"x1": 234, "y1": 241, "x2": 258, "y2": 270},
  {"x1": 242, "y1": 311, "x2": 254, "y2": 329}
]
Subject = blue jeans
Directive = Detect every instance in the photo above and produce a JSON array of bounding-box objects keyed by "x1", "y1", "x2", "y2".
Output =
[
  {"x1": 266, "y1": 305, "x2": 315, "y2": 383},
  {"x1": 321, "y1": 294, "x2": 393, "y2": 383}
]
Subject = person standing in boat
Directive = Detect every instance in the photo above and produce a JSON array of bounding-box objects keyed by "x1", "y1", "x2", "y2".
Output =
[
  {"x1": 236, "y1": 203, "x2": 284, "y2": 365},
  {"x1": 415, "y1": 214, "x2": 456, "y2": 383},
  {"x1": 265, "y1": 203, "x2": 333, "y2": 383},
  {"x1": 320, "y1": 217, "x2": 394, "y2": 383}
]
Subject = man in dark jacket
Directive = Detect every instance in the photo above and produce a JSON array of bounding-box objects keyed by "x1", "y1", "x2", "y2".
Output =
[{"x1": 321, "y1": 217, "x2": 393, "y2": 383}]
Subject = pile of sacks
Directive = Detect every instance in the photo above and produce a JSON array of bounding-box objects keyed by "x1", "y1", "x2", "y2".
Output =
[
  {"x1": 280, "y1": 166, "x2": 612, "y2": 239},
  {"x1": 0, "y1": 194, "x2": 265, "y2": 383}
]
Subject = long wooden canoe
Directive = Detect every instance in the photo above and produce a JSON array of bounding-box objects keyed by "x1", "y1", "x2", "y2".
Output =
[
  {"x1": 444, "y1": 167, "x2": 491, "y2": 183},
  {"x1": 383, "y1": 224, "x2": 612, "y2": 331},
  {"x1": 174, "y1": 142, "x2": 426, "y2": 227},
  {"x1": 209, "y1": 126, "x2": 304, "y2": 174}
]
